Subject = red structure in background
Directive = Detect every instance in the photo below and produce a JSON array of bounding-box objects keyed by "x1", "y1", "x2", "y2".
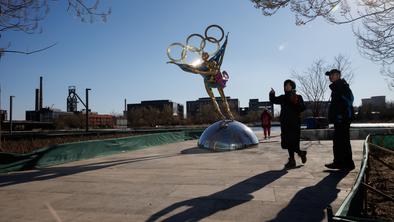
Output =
[{"x1": 89, "y1": 114, "x2": 115, "y2": 129}]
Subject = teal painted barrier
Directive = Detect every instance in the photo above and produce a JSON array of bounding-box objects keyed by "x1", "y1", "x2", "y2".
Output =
[{"x1": 0, "y1": 129, "x2": 203, "y2": 174}]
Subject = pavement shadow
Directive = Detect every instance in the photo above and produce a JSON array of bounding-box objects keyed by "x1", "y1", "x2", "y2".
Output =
[
  {"x1": 0, "y1": 154, "x2": 178, "y2": 187},
  {"x1": 180, "y1": 147, "x2": 212, "y2": 155},
  {"x1": 267, "y1": 170, "x2": 349, "y2": 222},
  {"x1": 145, "y1": 169, "x2": 288, "y2": 222}
]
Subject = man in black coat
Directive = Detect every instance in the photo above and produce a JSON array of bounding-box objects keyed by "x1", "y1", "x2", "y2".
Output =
[
  {"x1": 270, "y1": 79, "x2": 306, "y2": 169},
  {"x1": 325, "y1": 69, "x2": 355, "y2": 171}
]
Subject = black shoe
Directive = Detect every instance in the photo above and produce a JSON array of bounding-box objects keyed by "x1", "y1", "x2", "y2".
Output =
[
  {"x1": 298, "y1": 151, "x2": 307, "y2": 164},
  {"x1": 285, "y1": 158, "x2": 296, "y2": 169},
  {"x1": 342, "y1": 162, "x2": 355, "y2": 171},
  {"x1": 325, "y1": 162, "x2": 342, "y2": 169},
  {"x1": 325, "y1": 162, "x2": 355, "y2": 171}
]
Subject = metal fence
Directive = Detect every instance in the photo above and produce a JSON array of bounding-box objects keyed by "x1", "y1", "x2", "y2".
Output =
[{"x1": 328, "y1": 134, "x2": 394, "y2": 222}]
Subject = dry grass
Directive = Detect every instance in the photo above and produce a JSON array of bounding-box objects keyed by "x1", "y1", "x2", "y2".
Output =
[{"x1": 365, "y1": 144, "x2": 394, "y2": 221}]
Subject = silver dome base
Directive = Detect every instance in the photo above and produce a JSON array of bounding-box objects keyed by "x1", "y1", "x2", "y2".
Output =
[{"x1": 198, "y1": 120, "x2": 259, "y2": 151}]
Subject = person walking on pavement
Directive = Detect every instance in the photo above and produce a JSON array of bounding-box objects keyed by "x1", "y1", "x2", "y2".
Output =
[
  {"x1": 324, "y1": 69, "x2": 355, "y2": 171},
  {"x1": 270, "y1": 79, "x2": 306, "y2": 169},
  {"x1": 261, "y1": 108, "x2": 272, "y2": 140}
]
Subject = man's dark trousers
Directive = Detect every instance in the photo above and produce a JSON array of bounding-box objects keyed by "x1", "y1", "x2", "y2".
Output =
[{"x1": 333, "y1": 122, "x2": 353, "y2": 166}]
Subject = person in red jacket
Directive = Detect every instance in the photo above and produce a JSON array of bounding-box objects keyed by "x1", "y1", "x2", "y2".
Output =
[{"x1": 261, "y1": 109, "x2": 272, "y2": 140}]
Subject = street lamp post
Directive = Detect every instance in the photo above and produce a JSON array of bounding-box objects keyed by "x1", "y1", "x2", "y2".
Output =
[
  {"x1": 9, "y1": 96, "x2": 14, "y2": 134},
  {"x1": 85, "y1": 88, "x2": 91, "y2": 132},
  {"x1": 0, "y1": 85, "x2": 2, "y2": 150}
]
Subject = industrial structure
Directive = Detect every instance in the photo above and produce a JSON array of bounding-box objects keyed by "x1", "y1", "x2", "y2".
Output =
[
  {"x1": 67, "y1": 86, "x2": 79, "y2": 112},
  {"x1": 26, "y1": 76, "x2": 72, "y2": 122}
]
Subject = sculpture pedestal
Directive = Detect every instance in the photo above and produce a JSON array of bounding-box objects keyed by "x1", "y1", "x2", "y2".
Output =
[{"x1": 198, "y1": 120, "x2": 259, "y2": 151}]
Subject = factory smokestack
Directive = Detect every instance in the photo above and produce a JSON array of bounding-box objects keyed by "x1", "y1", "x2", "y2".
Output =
[
  {"x1": 39, "y1": 76, "x2": 43, "y2": 110},
  {"x1": 124, "y1": 99, "x2": 127, "y2": 117},
  {"x1": 35, "y1": 88, "x2": 40, "y2": 111}
]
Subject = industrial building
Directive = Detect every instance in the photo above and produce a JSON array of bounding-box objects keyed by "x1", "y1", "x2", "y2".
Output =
[
  {"x1": 25, "y1": 76, "x2": 73, "y2": 122},
  {"x1": 20, "y1": 77, "x2": 118, "y2": 130},
  {"x1": 89, "y1": 114, "x2": 115, "y2": 128},
  {"x1": 0, "y1": 110, "x2": 7, "y2": 122}
]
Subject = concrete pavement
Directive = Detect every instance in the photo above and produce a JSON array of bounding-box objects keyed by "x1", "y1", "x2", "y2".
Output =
[{"x1": 0, "y1": 132, "x2": 364, "y2": 222}]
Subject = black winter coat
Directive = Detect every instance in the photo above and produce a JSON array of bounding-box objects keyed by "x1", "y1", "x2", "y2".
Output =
[
  {"x1": 270, "y1": 91, "x2": 305, "y2": 150},
  {"x1": 328, "y1": 79, "x2": 354, "y2": 124}
]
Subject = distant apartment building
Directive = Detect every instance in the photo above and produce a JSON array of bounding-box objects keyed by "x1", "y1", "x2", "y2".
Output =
[
  {"x1": 361, "y1": 96, "x2": 386, "y2": 110},
  {"x1": 127, "y1": 100, "x2": 184, "y2": 118},
  {"x1": 186, "y1": 97, "x2": 239, "y2": 119}
]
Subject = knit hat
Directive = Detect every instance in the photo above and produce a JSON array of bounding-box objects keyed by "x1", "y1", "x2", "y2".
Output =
[
  {"x1": 325, "y1": 69, "x2": 341, "y2": 76},
  {"x1": 284, "y1": 79, "x2": 296, "y2": 89}
]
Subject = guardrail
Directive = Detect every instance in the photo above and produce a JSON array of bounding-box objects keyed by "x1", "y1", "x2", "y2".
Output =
[{"x1": 327, "y1": 134, "x2": 394, "y2": 221}]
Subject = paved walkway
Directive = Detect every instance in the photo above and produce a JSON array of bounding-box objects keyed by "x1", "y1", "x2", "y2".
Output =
[{"x1": 0, "y1": 132, "x2": 364, "y2": 222}]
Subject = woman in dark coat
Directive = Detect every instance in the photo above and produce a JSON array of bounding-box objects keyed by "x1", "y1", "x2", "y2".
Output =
[{"x1": 269, "y1": 79, "x2": 306, "y2": 168}]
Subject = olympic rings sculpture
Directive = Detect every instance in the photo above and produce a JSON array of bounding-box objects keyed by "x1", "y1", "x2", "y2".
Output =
[{"x1": 167, "y1": 24, "x2": 225, "y2": 64}]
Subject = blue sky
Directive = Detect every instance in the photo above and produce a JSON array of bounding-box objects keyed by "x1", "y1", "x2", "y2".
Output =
[{"x1": 1, "y1": 0, "x2": 392, "y2": 120}]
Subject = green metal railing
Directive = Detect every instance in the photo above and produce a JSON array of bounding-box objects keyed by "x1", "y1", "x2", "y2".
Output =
[{"x1": 328, "y1": 134, "x2": 394, "y2": 222}]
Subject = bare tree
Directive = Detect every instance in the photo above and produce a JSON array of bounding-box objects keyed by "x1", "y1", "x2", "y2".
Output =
[
  {"x1": 292, "y1": 54, "x2": 353, "y2": 117},
  {"x1": 332, "y1": 54, "x2": 354, "y2": 84},
  {"x1": 0, "y1": 0, "x2": 111, "y2": 57},
  {"x1": 292, "y1": 59, "x2": 329, "y2": 117},
  {"x1": 251, "y1": 0, "x2": 394, "y2": 87}
]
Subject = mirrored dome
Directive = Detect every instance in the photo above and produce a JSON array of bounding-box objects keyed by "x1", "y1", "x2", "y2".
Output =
[{"x1": 198, "y1": 120, "x2": 259, "y2": 151}]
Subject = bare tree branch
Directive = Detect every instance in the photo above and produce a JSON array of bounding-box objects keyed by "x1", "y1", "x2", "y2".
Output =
[
  {"x1": 332, "y1": 54, "x2": 354, "y2": 84},
  {"x1": 292, "y1": 59, "x2": 329, "y2": 117},
  {"x1": 251, "y1": 0, "x2": 394, "y2": 86},
  {"x1": 0, "y1": 0, "x2": 111, "y2": 57},
  {"x1": 0, "y1": 42, "x2": 57, "y2": 58},
  {"x1": 292, "y1": 54, "x2": 353, "y2": 117}
]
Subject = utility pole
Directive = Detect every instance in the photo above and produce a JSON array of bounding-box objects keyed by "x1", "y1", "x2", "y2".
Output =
[
  {"x1": 0, "y1": 84, "x2": 2, "y2": 150},
  {"x1": 85, "y1": 88, "x2": 91, "y2": 132},
  {"x1": 9, "y1": 96, "x2": 14, "y2": 134}
]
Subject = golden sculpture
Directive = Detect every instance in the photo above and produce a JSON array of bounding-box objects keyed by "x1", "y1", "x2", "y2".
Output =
[{"x1": 167, "y1": 25, "x2": 234, "y2": 120}]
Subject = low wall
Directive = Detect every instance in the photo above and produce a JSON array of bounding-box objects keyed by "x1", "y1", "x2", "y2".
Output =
[{"x1": 301, "y1": 127, "x2": 394, "y2": 140}]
